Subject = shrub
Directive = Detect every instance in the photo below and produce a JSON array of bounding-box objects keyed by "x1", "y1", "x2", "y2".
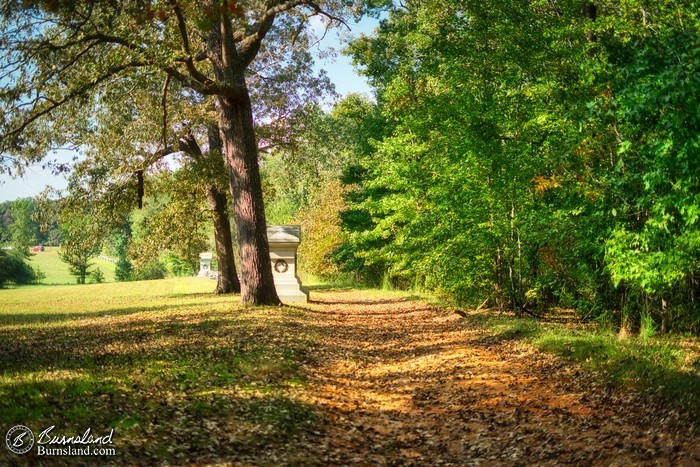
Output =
[
  {"x1": 134, "y1": 260, "x2": 166, "y2": 281},
  {"x1": 0, "y1": 249, "x2": 41, "y2": 287},
  {"x1": 163, "y1": 253, "x2": 195, "y2": 277},
  {"x1": 89, "y1": 267, "x2": 105, "y2": 284},
  {"x1": 115, "y1": 258, "x2": 134, "y2": 281}
]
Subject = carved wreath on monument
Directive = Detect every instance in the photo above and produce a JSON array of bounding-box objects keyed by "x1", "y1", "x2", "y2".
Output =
[{"x1": 274, "y1": 259, "x2": 289, "y2": 273}]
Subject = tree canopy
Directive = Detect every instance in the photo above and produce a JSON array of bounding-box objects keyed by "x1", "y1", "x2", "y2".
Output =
[
  {"x1": 0, "y1": 0, "x2": 386, "y2": 304},
  {"x1": 331, "y1": 0, "x2": 700, "y2": 332}
]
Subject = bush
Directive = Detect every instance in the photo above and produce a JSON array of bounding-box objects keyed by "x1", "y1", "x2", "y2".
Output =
[
  {"x1": 163, "y1": 253, "x2": 195, "y2": 277},
  {"x1": 33, "y1": 266, "x2": 46, "y2": 283},
  {"x1": 0, "y1": 249, "x2": 41, "y2": 287},
  {"x1": 89, "y1": 267, "x2": 105, "y2": 284},
  {"x1": 134, "y1": 260, "x2": 166, "y2": 281},
  {"x1": 296, "y1": 180, "x2": 346, "y2": 280},
  {"x1": 115, "y1": 257, "x2": 134, "y2": 281},
  {"x1": 640, "y1": 313, "x2": 657, "y2": 341}
]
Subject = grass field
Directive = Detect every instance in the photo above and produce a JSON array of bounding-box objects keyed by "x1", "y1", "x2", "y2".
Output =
[
  {"x1": 0, "y1": 278, "x2": 316, "y2": 464},
  {"x1": 1, "y1": 277, "x2": 697, "y2": 463},
  {"x1": 27, "y1": 247, "x2": 117, "y2": 284}
]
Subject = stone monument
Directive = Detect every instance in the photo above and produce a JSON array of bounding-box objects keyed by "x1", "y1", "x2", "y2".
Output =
[
  {"x1": 198, "y1": 252, "x2": 213, "y2": 277},
  {"x1": 267, "y1": 225, "x2": 308, "y2": 303}
]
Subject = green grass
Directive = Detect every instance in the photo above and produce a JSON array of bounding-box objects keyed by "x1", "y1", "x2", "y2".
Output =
[
  {"x1": 27, "y1": 247, "x2": 117, "y2": 284},
  {"x1": 0, "y1": 278, "x2": 318, "y2": 464},
  {"x1": 467, "y1": 312, "x2": 700, "y2": 416}
]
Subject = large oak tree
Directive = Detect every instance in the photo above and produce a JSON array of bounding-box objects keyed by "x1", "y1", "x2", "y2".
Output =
[{"x1": 0, "y1": 0, "x2": 374, "y2": 304}]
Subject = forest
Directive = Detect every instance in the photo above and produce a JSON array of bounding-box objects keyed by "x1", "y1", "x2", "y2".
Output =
[{"x1": 282, "y1": 0, "x2": 700, "y2": 335}]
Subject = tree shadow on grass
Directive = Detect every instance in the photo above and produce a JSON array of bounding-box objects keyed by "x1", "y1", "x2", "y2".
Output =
[
  {"x1": 1, "y1": 376, "x2": 318, "y2": 465},
  {"x1": 2, "y1": 292, "x2": 697, "y2": 465},
  {"x1": 0, "y1": 306, "x2": 319, "y2": 465},
  {"x1": 0, "y1": 302, "x2": 203, "y2": 326},
  {"x1": 534, "y1": 332, "x2": 700, "y2": 416},
  {"x1": 0, "y1": 313, "x2": 289, "y2": 374}
]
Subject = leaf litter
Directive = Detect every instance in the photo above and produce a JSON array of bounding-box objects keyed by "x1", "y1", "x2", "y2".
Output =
[
  {"x1": 0, "y1": 286, "x2": 697, "y2": 465},
  {"x1": 294, "y1": 290, "x2": 699, "y2": 466}
]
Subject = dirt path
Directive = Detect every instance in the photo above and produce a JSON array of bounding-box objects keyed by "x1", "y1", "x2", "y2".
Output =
[{"x1": 294, "y1": 290, "x2": 699, "y2": 466}]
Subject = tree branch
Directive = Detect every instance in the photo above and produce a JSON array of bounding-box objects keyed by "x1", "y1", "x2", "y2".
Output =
[
  {"x1": 2, "y1": 60, "x2": 152, "y2": 151},
  {"x1": 169, "y1": 0, "x2": 212, "y2": 86},
  {"x1": 178, "y1": 131, "x2": 203, "y2": 160},
  {"x1": 303, "y1": 0, "x2": 350, "y2": 29},
  {"x1": 161, "y1": 65, "x2": 218, "y2": 95},
  {"x1": 239, "y1": 0, "x2": 306, "y2": 66},
  {"x1": 142, "y1": 145, "x2": 178, "y2": 170},
  {"x1": 161, "y1": 74, "x2": 171, "y2": 151},
  {"x1": 238, "y1": 0, "x2": 349, "y2": 66}
]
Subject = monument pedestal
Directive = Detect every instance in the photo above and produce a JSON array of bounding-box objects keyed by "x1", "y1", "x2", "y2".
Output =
[
  {"x1": 267, "y1": 225, "x2": 308, "y2": 303},
  {"x1": 198, "y1": 252, "x2": 213, "y2": 277}
]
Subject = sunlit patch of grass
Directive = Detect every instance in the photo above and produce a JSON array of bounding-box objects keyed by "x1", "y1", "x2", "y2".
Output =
[
  {"x1": 26, "y1": 247, "x2": 117, "y2": 284},
  {"x1": 469, "y1": 312, "x2": 700, "y2": 417},
  {"x1": 234, "y1": 349, "x2": 302, "y2": 384},
  {"x1": 0, "y1": 278, "x2": 319, "y2": 463}
]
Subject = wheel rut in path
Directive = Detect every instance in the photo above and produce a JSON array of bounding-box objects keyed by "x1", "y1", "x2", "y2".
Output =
[{"x1": 295, "y1": 290, "x2": 699, "y2": 465}]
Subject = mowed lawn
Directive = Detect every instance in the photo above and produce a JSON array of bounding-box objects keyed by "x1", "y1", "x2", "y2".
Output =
[
  {"x1": 0, "y1": 278, "x2": 318, "y2": 464},
  {"x1": 27, "y1": 247, "x2": 117, "y2": 284}
]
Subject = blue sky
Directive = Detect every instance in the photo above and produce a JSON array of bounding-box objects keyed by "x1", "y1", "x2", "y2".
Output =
[{"x1": 0, "y1": 16, "x2": 379, "y2": 203}]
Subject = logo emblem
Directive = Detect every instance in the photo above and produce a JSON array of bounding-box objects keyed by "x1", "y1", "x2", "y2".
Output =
[
  {"x1": 274, "y1": 259, "x2": 289, "y2": 273},
  {"x1": 6, "y1": 425, "x2": 34, "y2": 455}
]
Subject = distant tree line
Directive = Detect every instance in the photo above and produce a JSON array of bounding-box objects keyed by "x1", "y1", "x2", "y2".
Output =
[
  {"x1": 0, "y1": 198, "x2": 53, "y2": 287},
  {"x1": 0, "y1": 198, "x2": 60, "y2": 248}
]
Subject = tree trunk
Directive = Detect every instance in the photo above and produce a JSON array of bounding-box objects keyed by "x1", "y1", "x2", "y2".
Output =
[
  {"x1": 205, "y1": 124, "x2": 240, "y2": 295},
  {"x1": 206, "y1": 185, "x2": 240, "y2": 294},
  {"x1": 509, "y1": 203, "x2": 521, "y2": 316},
  {"x1": 661, "y1": 297, "x2": 671, "y2": 333},
  {"x1": 494, "y1": 246, "x2": 503, "y2": 308},
  {"x1": 218, "y1": 91, "x2": 280, "y2": 306},
  {"x1": 178, "y1": 123, "x2": 242, "y2": 296},
  {"x1": 584, "y1": 2, "x2": 597, "y2": 44}
]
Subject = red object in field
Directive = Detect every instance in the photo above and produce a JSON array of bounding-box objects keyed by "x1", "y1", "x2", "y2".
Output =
[{"x1": 32, "y1": 245, "x2": 44, "y2": 251}]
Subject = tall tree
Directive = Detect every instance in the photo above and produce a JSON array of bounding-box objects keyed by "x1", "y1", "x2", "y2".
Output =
[
  {"x1": 0, "y1": 0, "x2": 375, "y2": 304},
  {"x1": 58, "y1": 211, "x2": 103, "y2": 284},
  {"x1": 61, "y1": 65, "x2": 243, "y2": 292},
  {"x1": 9, "y1": 198, "x2": 37, "y2": 254},
  {"x1": 179, "y1": 124, "x2": 241, "y2": 294}
]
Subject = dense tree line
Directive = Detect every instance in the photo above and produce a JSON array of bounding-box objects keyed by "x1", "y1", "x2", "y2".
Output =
[
  {"x1": 0, "y1": 198, "x2": 60, "y2": 248},
  {"x1": 0, "y1": 198, "x2": 52, "y2": 286},
  {"x1": 325, "y1": 1, "x2": 699, "y2": 333},
  {"x1": 263, "y1": 1, "x2": 699, "y2": 334}
]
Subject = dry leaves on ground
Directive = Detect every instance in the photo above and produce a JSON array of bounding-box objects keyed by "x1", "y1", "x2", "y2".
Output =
[{"x1": 294, "y1": 290, "x2": 699, "y2": 466}]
